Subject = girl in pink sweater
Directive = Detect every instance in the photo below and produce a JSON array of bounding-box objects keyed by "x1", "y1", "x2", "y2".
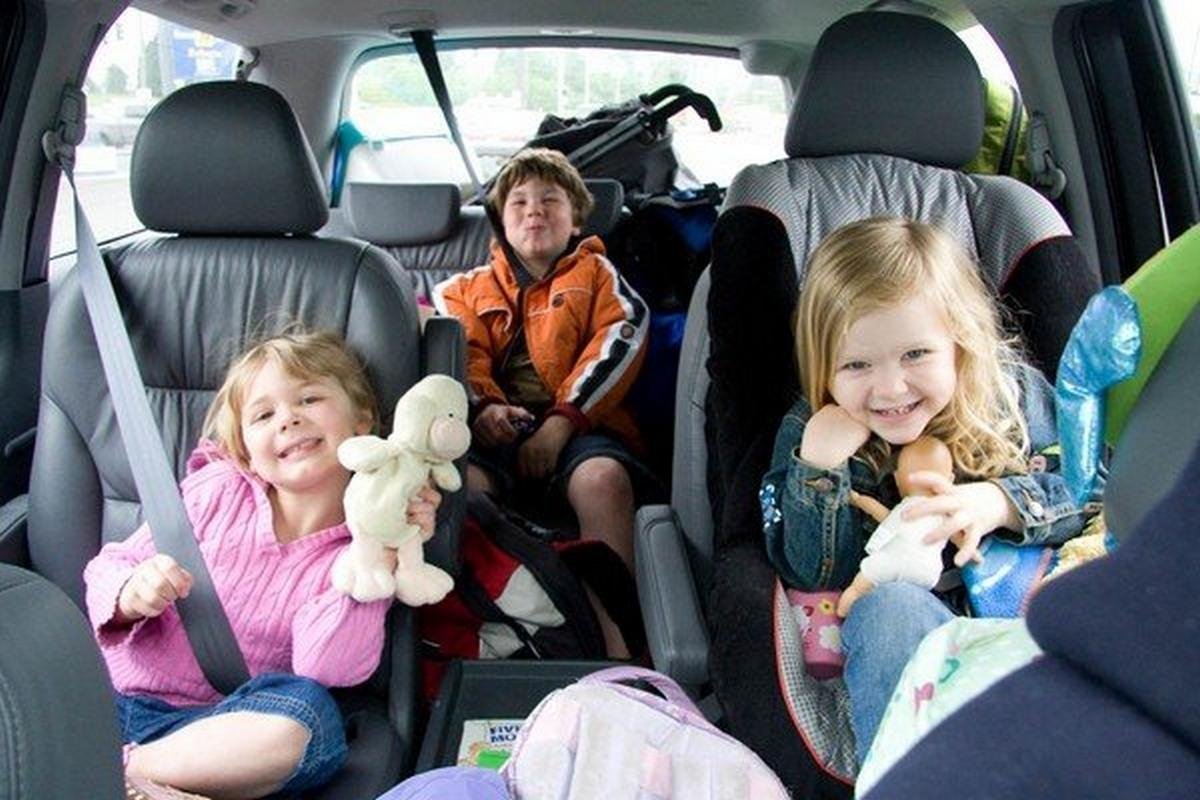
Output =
[{"x1": 84, "y1": 331, "x2": 441, "y2": 800}]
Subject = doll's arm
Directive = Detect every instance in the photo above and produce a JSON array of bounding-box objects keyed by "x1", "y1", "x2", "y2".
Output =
[{"x1": 849, "y1": 490, "x2": 891, "y2": 524}]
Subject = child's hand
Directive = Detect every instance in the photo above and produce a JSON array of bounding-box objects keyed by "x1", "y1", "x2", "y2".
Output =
[
  {"x1": 902, "y1": 472, "x2": 1022, "y2": 567},
  {"x1": 800, "y1": 404, "x2": 872, "y2": 469},
  {"x1": 407, "y1": 483, "x2": 442, "y2": 543},
  {"x1": 518, "y1": 415, "x2": 574, "y2": 480},
  {"x1": 473, "y1": 404, "x2": 535, "y2": 447},
  {"x1": 116, "y1": 554, "x2": 193, "y2": 624}
]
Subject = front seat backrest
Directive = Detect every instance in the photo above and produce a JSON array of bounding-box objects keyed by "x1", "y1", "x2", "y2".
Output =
[
  {"x1": 29, "y1": 80, "x2": 423, "y2": 604},
  {"x1": 27, "y1": 80, "x2": 433, "y2": 799}
]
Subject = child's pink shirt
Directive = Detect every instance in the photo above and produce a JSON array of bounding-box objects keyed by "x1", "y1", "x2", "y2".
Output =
[{"x1": 83, "y1": 440, "x2": 390, "y2": 707}]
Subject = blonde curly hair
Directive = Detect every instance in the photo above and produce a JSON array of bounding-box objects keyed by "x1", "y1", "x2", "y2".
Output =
[{"x1": 794, "y1": 217, "x2": 1030, "y2": 478}]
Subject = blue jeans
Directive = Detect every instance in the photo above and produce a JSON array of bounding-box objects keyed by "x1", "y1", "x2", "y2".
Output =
[
  {"x1": 841, "y1": 583, "x2": 954, "y2": 765},
  {"x1": 115, "y1": 673, "x2": 348, "y2": 794}
]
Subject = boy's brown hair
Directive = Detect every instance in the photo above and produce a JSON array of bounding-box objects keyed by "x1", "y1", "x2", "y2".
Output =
[{"x1": 488, "y1": 147, "x2": 594, "y2": 226}]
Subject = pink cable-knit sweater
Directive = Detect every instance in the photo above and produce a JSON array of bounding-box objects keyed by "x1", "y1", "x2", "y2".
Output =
[{"x1": 83, "y1": 440, "x2": 391, "y2": 707}]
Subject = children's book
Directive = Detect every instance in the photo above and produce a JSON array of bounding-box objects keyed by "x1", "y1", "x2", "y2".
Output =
[{"x1": 456, "y1": 719, "x2": 524, "y2": 769}]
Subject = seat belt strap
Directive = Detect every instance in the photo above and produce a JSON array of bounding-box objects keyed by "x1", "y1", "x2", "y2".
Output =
[
  {"x1": 43, "y1": 85, "x2": 250, "y2": 695},
  {"x1": 410, "y1": 29, "x2": 485, "y2": 200},
  {"x1": 409, "y1": 30, "x2": 530, "y2": 275}
]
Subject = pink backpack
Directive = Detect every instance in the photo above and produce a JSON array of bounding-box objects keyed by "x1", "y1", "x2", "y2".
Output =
[{"x1": 501, "y1": 666, "x2": 789, "y2": 799}]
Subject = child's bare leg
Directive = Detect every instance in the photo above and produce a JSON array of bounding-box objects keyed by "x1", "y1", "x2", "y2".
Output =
[
  {"x1": 566, "y1": 457, "x2": 635, "y2": 573},
  {"x1": 467, "y1": 463, "x2": 497, "y2": 494},
  {"x1": 126, "y1": 712, "x2": 307, "y2": 799},
  {"x1": 567, "y1": 457, "x2": 636, "y2": 659}
]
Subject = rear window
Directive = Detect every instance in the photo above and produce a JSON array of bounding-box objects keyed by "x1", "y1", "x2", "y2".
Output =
[{"x1": 344, "y1": 45, "x2": 788, "y2": 192}]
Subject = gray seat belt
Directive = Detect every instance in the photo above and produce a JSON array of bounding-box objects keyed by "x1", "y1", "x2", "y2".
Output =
[{"x1": 43, "y1": 85, "x2": 250, "y2": 694}]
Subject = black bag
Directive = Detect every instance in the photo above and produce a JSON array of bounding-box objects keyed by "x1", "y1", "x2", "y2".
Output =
[{"x1": 417, "y1": 494, "x2": 644, "y2": 702}]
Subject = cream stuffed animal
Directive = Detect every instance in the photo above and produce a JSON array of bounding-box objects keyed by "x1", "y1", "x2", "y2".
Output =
[{"x1": 331, "y1": 374, "x2": 470, "y2": 605}]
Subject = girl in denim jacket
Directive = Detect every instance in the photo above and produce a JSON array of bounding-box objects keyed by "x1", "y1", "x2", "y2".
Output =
[{"x1": 759, "y1": 217, "x2": 1086, "y2": 766}]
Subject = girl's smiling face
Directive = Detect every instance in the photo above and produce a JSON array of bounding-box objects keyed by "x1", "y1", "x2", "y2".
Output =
[
  {"x1": 239, "y1": 358, "x2": 369, "y2": 496},
  {"x1": 829, "y1": 293, "x2": 958, "y2": 446}
]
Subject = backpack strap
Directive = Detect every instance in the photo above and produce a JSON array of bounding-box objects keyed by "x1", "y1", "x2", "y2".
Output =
[{"x1": 582, "y1": 666, "x2": 700, "y2": 715}]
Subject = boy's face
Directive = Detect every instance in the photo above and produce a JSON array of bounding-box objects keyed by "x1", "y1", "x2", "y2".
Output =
[{"x1": 501, "y1": 176, "x2": 580, "y2": 277}]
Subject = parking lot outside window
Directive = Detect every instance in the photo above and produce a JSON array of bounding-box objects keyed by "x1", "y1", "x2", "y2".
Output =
[
  {"x1": 48, "y1": 8, "x2": 237, "y2": 266},
  {"x1": 346, "y1": 46, "x2": 788, "y2": 193}
]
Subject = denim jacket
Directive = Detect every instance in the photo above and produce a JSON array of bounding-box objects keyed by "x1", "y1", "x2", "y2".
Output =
[{"x1": 760, "y1": 366, "x2": 1089, "y2": 591}]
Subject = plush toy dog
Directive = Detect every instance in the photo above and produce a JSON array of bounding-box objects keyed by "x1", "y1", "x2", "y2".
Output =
[{"x1": 331, "y1": 374, "x2": 470, "y2": 605}]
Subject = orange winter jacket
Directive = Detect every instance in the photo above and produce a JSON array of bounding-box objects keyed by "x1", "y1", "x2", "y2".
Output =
[{"x1": 433, "y1": 236, "x2": 649, "y2": 448}]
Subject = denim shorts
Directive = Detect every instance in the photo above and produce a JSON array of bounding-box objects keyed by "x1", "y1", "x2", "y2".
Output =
[
  {"x1": 470, "y1": 429, "x2": 664, "y2": 507},
  {"x1": 115, "y1": 673, "x2": 347, "y2": 794}
]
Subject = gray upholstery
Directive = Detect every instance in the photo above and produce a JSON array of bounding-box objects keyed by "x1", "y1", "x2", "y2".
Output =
[
  {"x1": 30, "y1": 235, "x2": 422, "y2": 603},
  {"x1": 724, "y1": 155, "x2": 1070, "y2": 291},
  {"x1": 132, "y1": 81, "x2": 328, "y2": 235},
  {"x1": 0, "y1": 564, "x2": 123, "y2": 800},
  {"x1": 346, "y1": 183, "x2": 462, "y2": 246},
  {"x1": 785, "y1": 11, "x2": 984, "y2": 168},
  {"x1": 1105, "y1": 306, "x2": 1200, "y2": 540}
]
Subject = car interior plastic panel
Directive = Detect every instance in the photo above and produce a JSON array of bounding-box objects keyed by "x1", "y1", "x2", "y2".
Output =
[
  {"x1": 1104, "y1": 305, "x2": 1200, "y2": 542},
  {"x1": 26, "y1": 80, "x2": 439, "y2": 799}
]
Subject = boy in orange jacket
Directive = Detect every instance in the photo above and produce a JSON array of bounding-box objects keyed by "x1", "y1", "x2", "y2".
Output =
[{"x1": 433, "y1": 148, "x2": 651, "y2": 656}]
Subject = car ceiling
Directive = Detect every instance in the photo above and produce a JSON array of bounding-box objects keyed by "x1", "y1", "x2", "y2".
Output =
[{"x1": 131, "y1": 0, "x2": 1063, "y2": 51}]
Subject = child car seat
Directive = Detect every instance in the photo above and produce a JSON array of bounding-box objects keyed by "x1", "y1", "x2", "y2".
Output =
[{"x1": 634, "y1": 11, "x2": 1103, "y2": 797}]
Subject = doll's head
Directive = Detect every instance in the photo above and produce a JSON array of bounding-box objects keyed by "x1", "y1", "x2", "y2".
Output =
[{"x1": 894, "y1": 436, "x2": 954, "y2": 497}]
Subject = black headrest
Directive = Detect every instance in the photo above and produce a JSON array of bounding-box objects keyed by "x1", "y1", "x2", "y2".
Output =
[
  {"x1": 131, "y1": 81, "x2": 328, "y2": 235},
  {"x1": 346, "y1": 183, "x2": 462, "y2": 246},
  {"x1": 785, "y1": 11, "x2": 984, "y2": 168},
  {"x1": 581, "y1": 178, "x2": 624, "y2": 237}
]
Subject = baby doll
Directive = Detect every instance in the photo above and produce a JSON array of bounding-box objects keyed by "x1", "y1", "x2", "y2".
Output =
[{"x1": 836, "y1": 436, "x2": 954, "y2": 618}]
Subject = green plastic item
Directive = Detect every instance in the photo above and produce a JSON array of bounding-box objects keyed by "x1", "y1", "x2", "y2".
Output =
[
  {"x1": 1106, "y1": 223, "x2": 1200, "y2": 445},
  {"x1": 962, "y1": 78, "x2": 1029, "y2": 180},
  {"x1": 474, "y1": 749, "x2": 511, "y2": 770}
]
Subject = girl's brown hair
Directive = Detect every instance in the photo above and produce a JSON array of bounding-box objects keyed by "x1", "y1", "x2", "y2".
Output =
[
  {"x1": 794, "y1": 217, "x2": 1029, "y2": 478},
  {"x1": 202, "y1": 330, "x2": 378, "y2": 467}
]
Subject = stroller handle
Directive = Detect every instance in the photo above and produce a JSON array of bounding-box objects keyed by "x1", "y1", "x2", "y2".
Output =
[
  {"x1": 650, "y1": 92, "x2": 723, "y2": 132},
  {"x1": 641, "y1": 83, "x2": 693, "y2": 105}
]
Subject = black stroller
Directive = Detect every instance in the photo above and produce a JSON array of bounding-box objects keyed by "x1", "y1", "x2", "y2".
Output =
[{"x1": 527, "y1": 83, "x2": 722, "y2": 198}]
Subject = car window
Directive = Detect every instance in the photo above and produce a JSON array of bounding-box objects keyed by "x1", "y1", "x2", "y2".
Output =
[
  {"x1": 345, "y1": 45, "x2": 788, "y2": 193},
  {"x1": 1158, "y1": 0, "x2": 1200, "y2": 149},
  {"x1": 958, "y1": 24, "x2": 1017, "y2": 86},
  {"x1": 49, "y1": 7, "x2": 238, "y2": 262}
]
